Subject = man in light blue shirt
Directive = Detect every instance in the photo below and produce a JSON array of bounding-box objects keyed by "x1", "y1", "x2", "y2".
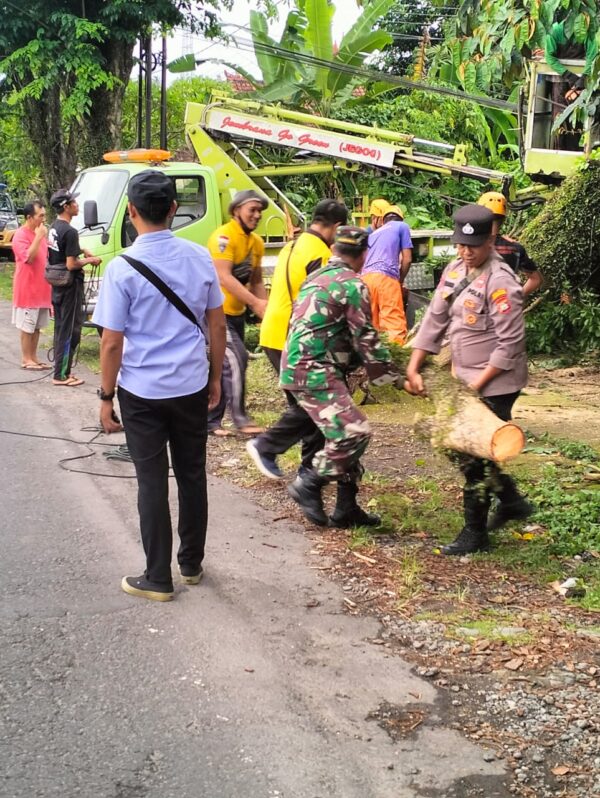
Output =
[{"x1": 93, "y1": 170, "x2": 226, "y2": 602}]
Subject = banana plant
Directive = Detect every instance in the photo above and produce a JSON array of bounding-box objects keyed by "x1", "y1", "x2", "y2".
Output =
[{"x1": 234, "y1": 0, "x2": 396, "y2": 116}]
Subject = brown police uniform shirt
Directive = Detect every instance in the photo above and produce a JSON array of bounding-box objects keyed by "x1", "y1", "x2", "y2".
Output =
[{"x1": 412, "y1": 254, "x2": 527, "y2": 397}]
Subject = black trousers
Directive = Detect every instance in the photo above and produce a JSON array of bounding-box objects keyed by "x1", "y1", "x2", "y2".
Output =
[
  {"x1": 118, "y1": 385, "x2": 209, "y2": 587},
  {"x1": 52, "y1": 280, "x2": 84, "y2": 381},
  {"x1": 255, "y1": 347, "x2": 325, "y2": 471}
]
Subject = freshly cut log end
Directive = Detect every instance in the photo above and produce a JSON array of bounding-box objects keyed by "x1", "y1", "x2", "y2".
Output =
[
  {"x1": 491, "y1": 424, "x2": 526, "y2": 462},
  {"x1": 431, "y1": 393, "x2": 526, "y2": 462}
]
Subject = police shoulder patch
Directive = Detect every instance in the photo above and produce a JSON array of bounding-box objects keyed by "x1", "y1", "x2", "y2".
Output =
[
  {"x1": 491, "y1": 288, "x2": 508, "y2": 303},
  {"x1": 218, "y1": 235, "x2": 229, "y2": 253}
]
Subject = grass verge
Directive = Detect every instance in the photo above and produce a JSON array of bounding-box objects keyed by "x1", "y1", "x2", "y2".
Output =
[{"x1": 0, "y1": 263, "x2": 15, "y2": 301}]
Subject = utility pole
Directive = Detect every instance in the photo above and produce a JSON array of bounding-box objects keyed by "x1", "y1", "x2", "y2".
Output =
[
  {"x1": 136, "y1": 32, "x2": 169, "y2": 150},
  {"x1": 160, "y1": 34, "x2": 168, "y2": 150},
  {"x1": 144, "y1": 34, "x2": 153, "y2": 149},
  {"x1": 137, "y1": 40, "x2": 144, "y2": 148}
]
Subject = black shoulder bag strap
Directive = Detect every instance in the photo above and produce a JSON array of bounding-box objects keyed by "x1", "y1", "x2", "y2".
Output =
[
  {"x1": 121, "y1": 254, "x2": 200, "y2": 329},
  {"x1": 445, "y1": 264, "x2": 487, "y2": 308},
  {"x1": 284, "y1": 238, "x2": 300, "y2": 305}
]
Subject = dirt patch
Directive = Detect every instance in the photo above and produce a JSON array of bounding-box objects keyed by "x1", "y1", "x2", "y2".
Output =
[
  {"x1": 521, "y1": 365, "x2": 600, "y2": 446},
  {"x1": 210, "y1": 357, "x2": 600, "y2": 798}
]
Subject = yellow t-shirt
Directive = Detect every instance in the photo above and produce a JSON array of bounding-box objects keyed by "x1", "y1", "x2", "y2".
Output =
[
  {"x1": 207, "y1": 219, "x2": 265, "y2": 316},
  {"x1": 260, "y1": 230, "x2": 331, "y2": 351}
]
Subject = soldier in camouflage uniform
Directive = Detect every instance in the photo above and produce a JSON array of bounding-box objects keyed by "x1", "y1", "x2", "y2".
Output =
[{"x1": 280, "y1": 226, "x2": 402, "y2": 527}]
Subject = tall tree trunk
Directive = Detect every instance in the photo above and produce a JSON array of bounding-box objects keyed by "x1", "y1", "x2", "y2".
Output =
[
  {"x1": 23, "y1": 87, "x2": 80, "y2": 203},
  {"x1": 79, "y1": 39, "x2": 137, "y2": 168}
]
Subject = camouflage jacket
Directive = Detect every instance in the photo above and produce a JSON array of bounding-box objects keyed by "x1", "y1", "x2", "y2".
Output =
[{"x1": 280, "y1": 257, "x2": 400, "y2": 391}]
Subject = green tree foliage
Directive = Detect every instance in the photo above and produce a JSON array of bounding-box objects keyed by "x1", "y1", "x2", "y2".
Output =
[
  {"x1": 339, "y1": 90, "x2": 500, "y2": 224},
  {"x1": 120, "y1": 76, "x2": 229, "y2": 155},
  {"x1": 0, "y1": 1, "x2": 224, "y2": 198},
  {"x1": 521, "y1": 160, "x2": 600, "y2": 300},
  {"x1": 429, "y1": 0, "x2": 599, "y2": 96},
  {"x1": 0, "y1": 109, "x2": 42, "y2": 198},
  {"x1": 374, "y1": 0, "x2": 451, "y2": 76}
]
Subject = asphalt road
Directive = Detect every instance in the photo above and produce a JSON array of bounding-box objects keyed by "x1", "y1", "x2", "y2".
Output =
[{"x1": 0, "y1": 302, "x2": 508, "y2": 798}]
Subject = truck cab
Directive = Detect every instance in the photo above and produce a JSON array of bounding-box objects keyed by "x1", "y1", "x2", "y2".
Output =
[
  {"x1": 71, "y1": 159, "x2": 222, "y2": 269},
  {"x1": 70, "y1": 153, "x2": 290, "y2": 316}
]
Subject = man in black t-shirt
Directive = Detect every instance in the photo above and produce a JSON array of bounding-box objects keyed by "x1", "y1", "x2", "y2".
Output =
[
  {"x1": 477, "y1": 192, "x2": 543, "y2": 296},
  {"x1": 48, "y1": 189, "x2": 101, "y2": 385}
]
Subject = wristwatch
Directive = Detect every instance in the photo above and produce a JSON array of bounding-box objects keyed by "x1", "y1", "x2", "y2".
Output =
[{"x1": 97, "y1": 387, "x2": 115, "y2": 401}]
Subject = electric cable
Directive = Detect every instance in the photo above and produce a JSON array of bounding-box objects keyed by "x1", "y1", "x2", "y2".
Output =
[
  {"x1": 0, "y1": 427, "x2": 121, "y2": 447},
  {"x1": 211, "y1": 33, "x2": 519, "y2": 111},
  {"x1": 182, "y1": 25, "x2": 519, "y2": 104},
  {"x1": 0, "y1": 426, "x2": 138, "y2": 478},
  {"x1": 185, "y1": 30, "x2": 517, "y2": 104},
  {"x1": 0, "y1": 427, "x2": 180, "y2": 479},
  {"x1": 0, "y1": 371, "x2": 52, "y2": 387}
]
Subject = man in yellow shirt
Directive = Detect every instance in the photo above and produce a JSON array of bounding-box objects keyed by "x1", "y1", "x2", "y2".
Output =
[
  {"x1": 246, "y1": 199, "x2": 348, "y2": 478},
  {"x1": 207, "y1": 189, "x2": 268, "y2": 435}
]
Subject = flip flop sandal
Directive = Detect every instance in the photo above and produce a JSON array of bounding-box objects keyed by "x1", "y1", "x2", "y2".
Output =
[
  {"x1": 209, "y1": 428, "x2": 234, "y2": 437},
  {"x1": 53, "y1": 376, "x2": 85, "y2": 387},
  {"x1": 238, "y1": 425, "x2": 265, "y2": 436},
  {"x1": 21, "y1": 363, "x2": 47, "y2": 370},
  {"x1": 36, "y1": 363, "x2": 52, "y2": 369}
]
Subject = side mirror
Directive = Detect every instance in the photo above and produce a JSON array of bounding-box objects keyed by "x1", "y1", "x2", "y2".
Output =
[{"x1": 83, "y1": 200, "x2": 99, "y2": 228}]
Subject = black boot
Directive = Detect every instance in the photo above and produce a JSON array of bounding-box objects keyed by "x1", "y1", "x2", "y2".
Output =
[
  {"x1": 329, "y1": 480, "x2": 381, "y2": 528},
  {"x1": 441, "y1": 486, "x2": 490, "y2": 556},
  {"x1": 287, "y1": 469, "x2": 329, "y2": 526},
  {"x1": 487, "y1": 474, "x2": 533, "y2": 531}
]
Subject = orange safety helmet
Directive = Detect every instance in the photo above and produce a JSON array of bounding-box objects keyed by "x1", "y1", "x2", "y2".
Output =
[
  {"x1": 477, "y1": 191, "x2": 507, "y2": 218},
  {"x1": 369, "y1": 198, "x2": 391, "y2": 218}
]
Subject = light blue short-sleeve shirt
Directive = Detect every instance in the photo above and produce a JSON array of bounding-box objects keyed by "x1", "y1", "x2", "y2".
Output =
[{"x1": 92, "y1": 230, "x2": 224, "y2": 400}]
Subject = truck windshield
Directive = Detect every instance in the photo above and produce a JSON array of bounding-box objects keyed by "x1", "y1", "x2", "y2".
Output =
[{"x1": 70, "y1": 169, "x2": 128, "y2": 233}]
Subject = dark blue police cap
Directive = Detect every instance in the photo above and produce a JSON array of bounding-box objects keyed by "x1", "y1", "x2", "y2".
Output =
[{"x1": 451, "y1": 204, "x2": 494, "y2": 246}]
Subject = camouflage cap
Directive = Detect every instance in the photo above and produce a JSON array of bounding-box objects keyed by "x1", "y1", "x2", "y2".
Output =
[{"x1": 335, "y1": 225, "x2": 369, "y2": 251}]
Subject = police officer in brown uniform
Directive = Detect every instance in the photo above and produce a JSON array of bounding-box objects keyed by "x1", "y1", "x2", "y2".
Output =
[{"x1": 406, "y1": 204, "x2": 533, "y2": 555}]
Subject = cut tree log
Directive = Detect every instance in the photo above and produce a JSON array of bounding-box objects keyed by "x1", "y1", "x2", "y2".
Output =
[
  {"x1": 420, "y1": 366, "x2": 525, "y2": 462},
  {"x1": 348, "y1": 341, "x2": 525, "y2": 462},
  {"x1": 431, "y1": 392, "x2": 525, "y2": 461}
]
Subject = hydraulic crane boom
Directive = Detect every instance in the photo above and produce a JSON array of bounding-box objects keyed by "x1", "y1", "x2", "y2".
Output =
[{"x1": 185, "y1": 91, "x2": 513, "y2": 196}]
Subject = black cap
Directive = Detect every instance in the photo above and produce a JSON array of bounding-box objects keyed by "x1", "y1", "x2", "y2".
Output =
[
  {"x1": 228, "y1": 189, "x2": 268, "y2": 216},
  {"x1": 127, "y1": 170, "x2": 175, "y2": 212},
  {"x1": 50, "y1": 188, "x2": 79, "y2": 211},
  {"x1": 451, "y1": 204, "x2": 494, "y2": 246},
  {"x1": 335, "y1": 225, "x2": 369, "y2": 251}
]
